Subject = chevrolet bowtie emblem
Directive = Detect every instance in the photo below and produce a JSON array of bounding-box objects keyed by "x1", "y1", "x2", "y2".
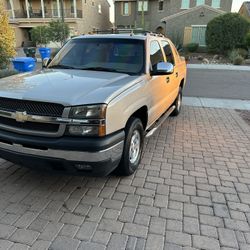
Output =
[{"x1": 15, "y1": 111, "x2": 28, "y2": 123}]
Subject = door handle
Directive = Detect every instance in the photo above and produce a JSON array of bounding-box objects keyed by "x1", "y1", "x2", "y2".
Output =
[
  {"x1": 176, "y1": 72, "x2": 178, "y2": 78},
  {"x1": 166, "y1": 77, "x2": 170, "y2": 83}
]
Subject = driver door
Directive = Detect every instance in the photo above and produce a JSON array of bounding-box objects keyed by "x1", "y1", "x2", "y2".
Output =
[
  {"x1": 147, "y1": 40, "x2": 172, "y2": 125},
  {"x1": 161, "y1": 40, "x2": 179, "y2": 110}
]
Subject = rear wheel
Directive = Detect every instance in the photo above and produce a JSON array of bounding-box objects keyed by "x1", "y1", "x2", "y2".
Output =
[
  {"x1": 117, "y1": 117, "x2": 144, "y2": 176},
  {"x1": 171, "y1": 87, "x2": 182, "y2": 116}
]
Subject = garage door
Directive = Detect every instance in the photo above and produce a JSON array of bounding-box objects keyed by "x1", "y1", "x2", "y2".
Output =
[{"x1": 191, "y1": 25, "x2": 207, "y2": 46}]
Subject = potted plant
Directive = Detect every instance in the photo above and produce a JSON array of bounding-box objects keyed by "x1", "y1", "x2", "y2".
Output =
[{"x1": 30, "y1": 25, "x2": 52, "y2": 60}]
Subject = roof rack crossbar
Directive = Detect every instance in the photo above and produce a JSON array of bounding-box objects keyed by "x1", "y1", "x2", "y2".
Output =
[{"x1": 91, "y1": 29, "x2": 165, "y2": 37}]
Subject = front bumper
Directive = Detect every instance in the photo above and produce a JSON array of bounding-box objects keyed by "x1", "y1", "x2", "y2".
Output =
[{"x1": 0, "y1": 129, "x2": 125, "y2": 176}]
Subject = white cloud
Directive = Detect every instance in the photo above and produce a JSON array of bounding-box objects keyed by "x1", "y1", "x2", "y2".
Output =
[{"x1": 232, "y1": 0, "x2": 245, "y2": 12}]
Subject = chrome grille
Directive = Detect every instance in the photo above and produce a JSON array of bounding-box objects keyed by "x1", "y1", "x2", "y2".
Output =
[
  {"x1": 0, "y1": 116, "x2": 59, "y2": 133},
  {"x1": 0, "y1": 97, "x2": 64, "y2": 117}
]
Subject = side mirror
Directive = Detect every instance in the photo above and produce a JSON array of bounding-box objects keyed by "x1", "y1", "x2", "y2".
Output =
[
  {"x1": 151, "y1": 62, "x2": 174, "y2": 75},
  {"x1": 42, "y1": 58, "x2": 51, "y2": 68}
]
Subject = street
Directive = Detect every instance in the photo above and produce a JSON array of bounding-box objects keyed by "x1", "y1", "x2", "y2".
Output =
[{"x1": 184, "y1": 68, "x2": 250, "y2": 100}]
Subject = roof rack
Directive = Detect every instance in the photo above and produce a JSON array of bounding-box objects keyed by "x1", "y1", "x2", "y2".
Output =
[{"x1": 91, "y1": 29, "x2": 166, "y2": 38}]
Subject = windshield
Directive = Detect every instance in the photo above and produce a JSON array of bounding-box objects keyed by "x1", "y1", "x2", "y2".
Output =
[{"x1": 49, "y1": 38, "x2": 145, "y2": 75}]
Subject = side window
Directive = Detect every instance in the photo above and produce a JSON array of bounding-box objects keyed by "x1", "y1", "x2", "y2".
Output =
[
  {"x1": 161, "y1": 41, "x2": 175, "y2": 65},
  {"x1": 150, "y1": 40, "x2": 164, "y2": 70},
  {"x1": 211, "y1": 0, "x2": 220, "y2": 8},
  {"x1": 181, "y1": 0, "x2": 190, "y2": 9}
]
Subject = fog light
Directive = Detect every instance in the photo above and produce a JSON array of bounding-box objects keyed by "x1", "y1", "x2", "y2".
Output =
[
  {"x1": 74, "y1": 163, "x2": 92, "y2": 171},
  {"x1": 68, "y1": 125, "x2": 99, "y2": 136},
  {"x1": 67, "y1": 125, "x2": 106, "y2": 137}
]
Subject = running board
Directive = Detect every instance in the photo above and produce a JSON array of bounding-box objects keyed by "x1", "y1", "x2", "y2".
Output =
[{"x1": 145, "y1": 105, "x2": 175, "y2": 138}]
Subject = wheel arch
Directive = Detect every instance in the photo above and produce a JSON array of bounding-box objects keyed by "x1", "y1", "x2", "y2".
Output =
[
  {"x1": 180, "y1": 78, "x2": 185, "y2": 89},
  {"x1": 127, "y1": 106, "x2": 148, "y2": 130}
]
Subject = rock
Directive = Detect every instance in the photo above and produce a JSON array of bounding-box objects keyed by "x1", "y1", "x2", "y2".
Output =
[
  {"x1": 245, "y1": 59, "x2": 250, "y2": 65},
  {"x1": 202, "y1": 58, "x2": 209, "y2": 64},
  {"x1": 213, "y1": 54, "x2": 219, "y2": 60},
  {"x1": 197, "y1": 55, "x2": 204, "y2": 61}
]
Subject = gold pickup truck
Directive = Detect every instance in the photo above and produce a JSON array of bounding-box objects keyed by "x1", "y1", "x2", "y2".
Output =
[{"x1": 0, "y1": 32, "x2": 187, "y2": 176}]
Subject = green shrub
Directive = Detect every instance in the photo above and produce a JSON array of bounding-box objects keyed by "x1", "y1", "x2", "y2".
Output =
[
  {"x1": 229, "y1": 50, "x2": 244, "y2": 65},
  {"x1": 0, "y1": 3, "x2": 16, "y2": 69},
  {"x1": 237, "y1": 48, "x2": 248, "y2": 59},
  {"x1": 233, "y1": 55, "x2": 244, "y2": 65},
  {"x1": 186, "y1": 43, "x2": 199, "y2": 52},
  {"x1": 245, "y1": 32, "x2": 250, "y2": 48},
  {"x1": 30, "y1": 26, "x2": 51, "y2": 47},
  {"x1": 49, "y1": 20, "x2": 70, "y2": 46},
  {"x1": 30, "y1": 21, "x2": 70, "y2": 47},
  {"x1": 0, "y1": 69, "x2": 18, "y2": 78},
  {"x1": 206, "y1": 13, "x2": 250, "y2": 53}
]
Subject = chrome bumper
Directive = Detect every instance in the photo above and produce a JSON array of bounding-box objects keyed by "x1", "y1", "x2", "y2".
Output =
[{"x1": 0, "y1": 140, "x2": 124, "y2": 163}]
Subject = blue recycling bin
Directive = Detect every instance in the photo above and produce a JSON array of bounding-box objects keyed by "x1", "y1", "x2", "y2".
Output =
[
  {"x1": 12, "y1": 57, "x2": 36, "y2": 72},
  {"x1": 39, "y1": 47, "x2": 51, "y2": 60}
]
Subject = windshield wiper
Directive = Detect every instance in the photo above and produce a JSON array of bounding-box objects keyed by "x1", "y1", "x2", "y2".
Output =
[
  {"x1": 80, "y1": 67, "x2": 121, "y2": 73},
  {"x1": 49, "y1": 64, "x2": 77, "y2": 69}
]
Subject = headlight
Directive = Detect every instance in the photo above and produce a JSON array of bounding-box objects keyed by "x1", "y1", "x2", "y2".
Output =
[
  {"x1": 69, "y1": 104, "x2": 106, "y2": 119},
  {"x1": 67, "y1": 104, "x2": 107, "y2": 137}
]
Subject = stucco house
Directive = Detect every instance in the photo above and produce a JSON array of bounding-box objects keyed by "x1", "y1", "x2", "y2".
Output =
[
  {"x1": 161, "y1": 4, "x2": 226, "y2": 46},
  {"x1": 114, "y1": 0, "x2": 232, "y2": 46},
  {"x1": 239, "y1": 1, "x2": 250, "y2": 21},
  {"x1": 4, "y1": 0, "x2": 111, "y2": 48}
]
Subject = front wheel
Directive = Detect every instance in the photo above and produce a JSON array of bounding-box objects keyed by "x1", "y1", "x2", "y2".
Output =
[
  {"x1": 171, "y1": 87, "x2": 182, "y2": 116},
  {"x1": 117, "y1": 117, "x2": 144, "y2": 176}
]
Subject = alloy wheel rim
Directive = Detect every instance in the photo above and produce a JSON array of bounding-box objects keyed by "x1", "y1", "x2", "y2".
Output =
[{"x1": 129, "y1": 130, "x2": 141, "y2": 164}]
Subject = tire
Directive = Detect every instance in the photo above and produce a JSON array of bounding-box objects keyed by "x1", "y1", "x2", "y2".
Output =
[
  {"x1": 171, "y1": 87, "x2": 182, "y2": 116},
  {"x1": 116, "y1": 117, "x2": 144, "y2": 176}
]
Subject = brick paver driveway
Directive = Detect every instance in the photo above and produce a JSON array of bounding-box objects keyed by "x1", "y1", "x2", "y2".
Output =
[{"x1": 0, "y1": 106, "x2": 250, "y2": 250}]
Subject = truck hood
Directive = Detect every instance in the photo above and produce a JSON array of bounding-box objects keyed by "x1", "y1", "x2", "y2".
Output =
[{"x1": 0, "y1": 69, "x2": 142, "y2": 106}]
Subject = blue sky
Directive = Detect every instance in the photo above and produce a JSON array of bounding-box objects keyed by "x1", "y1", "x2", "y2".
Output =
[{"x1": 108, "y1": 0, "x2": 245, "y2": 22}]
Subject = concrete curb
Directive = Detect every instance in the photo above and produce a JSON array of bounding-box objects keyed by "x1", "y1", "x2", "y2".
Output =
[
  {"x1": 187, "y1": 64, "x2": 250, "y2": 71},
  {"x1": 183, "y1": 97, "x2": 250, "y2": 110}
]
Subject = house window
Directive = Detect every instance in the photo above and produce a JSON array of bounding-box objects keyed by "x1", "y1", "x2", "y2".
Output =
[
  {"x1": 52, "y1": 0, "x2": 59, "y2": 17},
  {"x1": 138, "y1": 1, "x2": 148, "y2": 12},
  {"x1": 196, "y1": 0, "x2": 205, "y2": 6},
  {"x1": 98, "y1": 4, "x2": 102, "y2": 14},
  {"x1": 70, "y1": 0, "x2": 74, "y2": 14},
  {"x1": 158, "y1": 0, "x2": 164, "y2": 11},
  {"x1": 122, "y1": 2, "x2": 129, "y2": 15},
  {"x1": 6, "y1": 0, "x2": 11, "y2": 10},
  {"x1": 181, "y1": 0, "x2": 190, "y2": 9},
  {"x1": 211, "y1": 0, "x2": 220, "y2": 8},
  {"x1": 192, "y1": 25, "x2": 207, "y2": 46}
]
